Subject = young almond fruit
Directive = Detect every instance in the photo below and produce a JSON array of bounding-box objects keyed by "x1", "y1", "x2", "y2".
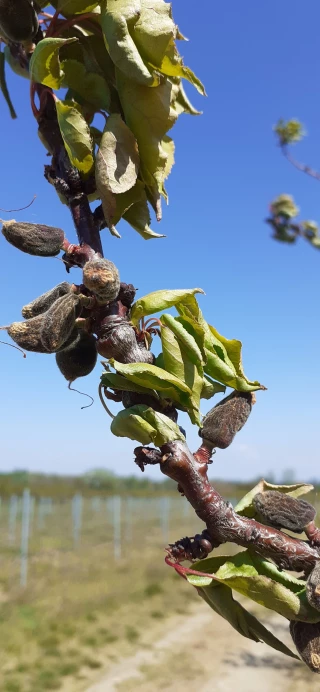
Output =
[
  {"x1": 40, "y1": 294, "x2": 79, "y2": 353},
  {"x1": 1, "y1": 220, "x2": 65, "y2": 257},
  {"x1": 199, "y1": 391, "x2": 253, "y2": 449},
  {"x1": 253, "y1": 491, "x2": 316, "y2": 533},
  {"x1": 22, "y1": 282, "x2": 73, "y2": 319},
  {"x1": 290, "y1": 620, "x2": 320, "y2": 673},
  {"x1": 306, "y1": 563, "x2": 320, "y2": 612},
  {"x1": 7, "y1": 314, "x2": 48, "y2": 353},
  {"x1": 83, "y1": 258, "x2": 120, "y2": 304},
  {"x1": 56, "y1": 330, "x2": 97, "y2": 383},
  {"x1": 0, "y1": 0, "x2": 39, "y2": 43}
]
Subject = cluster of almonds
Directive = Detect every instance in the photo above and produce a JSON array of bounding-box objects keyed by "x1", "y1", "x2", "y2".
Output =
[{"x1": 1, "y1": 220, "x2": 123, "y2": 384}]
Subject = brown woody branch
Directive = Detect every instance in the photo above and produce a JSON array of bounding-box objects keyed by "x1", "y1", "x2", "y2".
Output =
[{"x1": 134, "y1": 441, "x2": 320, "y2": 573}]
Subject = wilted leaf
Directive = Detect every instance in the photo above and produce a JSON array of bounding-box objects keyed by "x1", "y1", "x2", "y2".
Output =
[
  {"x1": 100, "y1": 0, "x2": 156, "y2": 86},
  {"x1": 199, "y1": 583, "x2": 298, "y2": 659},
  {"x1": 130, "y1": 288, "x2": 204, "y2": 325},
  {"x1": 56, "y1": 100, "x2": 94, "y2": 173},
  {"x1": 160, "y1": 323, "x2": 203, "y2": 425},
  {"x1": 111, "y1": 404, "x2": 185, "y2": 445},
  {"x1": 96, "y1": 114, "x2": 139, "y2": 195},
  {"x1": 131, "y1": 0, "x2": 175, "y2": 67},
  {"x1": 188, "y1": 551, "x2": 320, "y2": 623},
  {"x1": 101, "y1": 371, "x2": 159, "y2": 398},
  {"x1": 30, "y1": 38, "x2": 77, "y2": 89},
  {"x1": 161, "y1": 313, "x2": 203, "y2": 368},
  {"x1": 4, "y1": 46, "x2": 29, "y2": 80},
  {"x1": 110, "y1": 359, "x2": 192, "y2": 395},
  {"x1": 0, "y1": 52, "x2": 16, "y2": 119},
  {"x1": 61, "y1": 59, "x2": 110, "y2": 111},
  {"x1": 123, "y1": 197, "x2": 165, "y2": 239},
  {"x1": 201, "y1": 375, "x2": 226, "y2": 399},
  {"x1": 172, "y1": 82, "x2": 202, "y2": 116},
  {"x1": 149, "y1": 54, "x2": 206, "y2": 95},
  {"x1": 117, "y1": 70, "x2": 177, "y2": 197},
  {"x1": 235, "y1": 479, "x2": 314, "y2": 518}
]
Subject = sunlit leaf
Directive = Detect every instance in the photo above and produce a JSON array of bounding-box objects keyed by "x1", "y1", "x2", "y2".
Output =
[
  {"x1": 111, "y1": 404, "x2": 185, "y2": 445},
  {"x1": 30, "y1": 38, "x2": 77, "y2": 89},
  {"x1": 130, "y1": 288, "x2": 204, "y2": 326},
  {"x1": 61, "y1": 59, "x2": 110, "y2": 111},
  {"x1": 56, "y1": 100, "x2": 94, "y2": 173}
]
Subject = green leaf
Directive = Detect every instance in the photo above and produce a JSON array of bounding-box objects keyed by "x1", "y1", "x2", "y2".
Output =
[
  {"x1": 208, "y1": 324, "x2": 266, "y2": 392},
  {"x1": 130, "y1": 288, "x2": 204, "y2": 326},
  {"x1": 100, "y1": 0, "x2": 156, "y2": 86},
  {"x1": 0, "y1": 52, "x2": 16, "y2": 119},
  {"x1": 111, "y1": 404, "x2": 185, "y2": 446},
  {"x1": 57, "y1": 0, "x2": 99, "y2": 14},
  {"x1": 96, "y1": 114, "x2": 139, "y2": 195},
  {"x1": 111, "y1": 406, "x2": 157, "y2": 445},
  {"x1": 123, "y1": 197, "x2": 165, "y2": 239},
  {"x1": 161, "y1": 313, "x2": 204, "y2": 368},
  {"x1": 30, "y1": 38, "x2": 77, "y2": 89},
  {"x1": 116, "y1": 70, "x2": 177, "y2": 199},
  {"x1": 149, "y1": 54, "x2": 206, "y2": 96},
  {"x1": 199, "y1": 583, "x2": 298, "y2": 660},
  {"x1": 172, "y1": 82, "x2": 202, "y2": 116},
  {"x1": 131, "y1": 0, "x2": 175, "y2": 67},
  {"x1": 188, "y1": 551, "x2": 320, "y2": 623},
  {"x1": 56, "y1": 100, "x2": 94, "y2": 174},
  {"x1": 160, "y1": 323, "x2": 203, "y2": 425},
  {"x1": 235, "y1": 479, "x2": 314, "y2": 518},
  {"x1": 110, "y1": 359, "x2": 192, "y2": 396},
  {"x1": 201, "y1": 375, "x2": 226, "y2": 400},
  {"x1": 101, "y1": 371, "x2": 159, "y2": 398},
  {"x1": 61, "y1": 59, "x2": 110, "y2": 111}
]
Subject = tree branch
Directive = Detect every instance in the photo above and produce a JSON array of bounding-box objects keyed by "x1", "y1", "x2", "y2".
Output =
[{"x1": 134, "y1": 441, "x2": 320, "y2": 573}]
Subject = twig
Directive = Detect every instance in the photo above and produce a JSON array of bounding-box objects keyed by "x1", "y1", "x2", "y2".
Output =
[{"x1": 282, "y1": 145, "x2": 320, "y2": 182}]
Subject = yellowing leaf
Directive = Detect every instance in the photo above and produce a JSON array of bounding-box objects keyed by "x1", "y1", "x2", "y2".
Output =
[
  {"x1": 130, "y1": 288, "x2": 205, "y2": 325},
  {"x1": 30, "y1": 38, "x2": 77, "y2": 89},
  {"x1": 56, "y1": 101, "x2": 94, "y2": 174},
  {"x1": 123, "y1": 196, "x2": 165, "y2": 239},
  {"x1": 131, "y1": 0, "x2": 175, "y2": 67},
  {"x1": 57, "y1": 0, "x2": 100, "y2": 14},
  {"x1": 149, "y1": 54, "x2": 206, "y2": 96}
]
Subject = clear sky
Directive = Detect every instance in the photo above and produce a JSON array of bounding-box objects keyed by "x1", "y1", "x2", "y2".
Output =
[{"x1": 1, "y1": 0, "x2": 320, "y2": 482}]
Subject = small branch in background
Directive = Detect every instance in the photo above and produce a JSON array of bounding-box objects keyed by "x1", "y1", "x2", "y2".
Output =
[{"x1": 281, "y1": 145, "x2": 320, "y2": 183}]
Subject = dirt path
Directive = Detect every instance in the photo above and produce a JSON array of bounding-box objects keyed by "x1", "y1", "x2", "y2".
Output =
[{"x1": 85, "y1": 603, "x2": 313, "y2": 692}]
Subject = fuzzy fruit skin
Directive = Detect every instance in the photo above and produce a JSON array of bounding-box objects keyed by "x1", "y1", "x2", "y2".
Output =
[
  {"x1": 253, "y1": 491, "x2": 316, "y2": 533},
  {"x1": 40, "y1": 294, "x2": 79, "y2": 352},
  {"x1": 56, "y1": 330, "x2": 97, "y2": 383},
  {"x1": 306, "y1": 563, "x2": 320, "y2": 612},
  {"x1": 97, "y1": 321, "x2": 154, "y2": 364},
  {"x1": 83, "y1": 258, "x2": 120, "y2": 304},
  {"x1": 199, "y1": 391, "x2": 253, "y2": 449},
  {"x1": 290, "y1": 620, "x2": 320, "y2": 673},
  {"x1": 8, "y1": 314, "x2": 48, "y2": 353},
  {"x1": 1, "y1": 221, "x2": 65, "y2": 257},
  {"x1": 22, "y1": 282, "x2": 72, "y2": 319},
  {"x1": 0, "y1": 0, "x2": 38, "y2": 42}
]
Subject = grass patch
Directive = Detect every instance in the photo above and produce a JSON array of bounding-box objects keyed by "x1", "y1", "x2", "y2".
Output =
[{"x1": 125, "y1": 626, "x2": 140, "y2": 643}]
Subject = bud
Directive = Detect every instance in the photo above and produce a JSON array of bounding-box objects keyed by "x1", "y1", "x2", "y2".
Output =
[
  {"x1": 55, "y1": 330, "x2": 97, "y2": 383},
  {"x1": 7, "y1": 315, "x2": 48, "y2": 353},
  {"x1": 1, "y1": 220, "x2": 65, "y2": 257},
  {"x1": 199, "y1": 391, "x2": 253, "y2": 449},
  {"x1": 0, "y1": 0, "x2": 39, "y2": 43},
  {"x1": 306, "y1": 563, "x2": 320, "y2": 612},
  {"x1": 118, "y1": 283, "x2": 137, "y2": 308},
  {"x1": 253, "y1": 491, "x2": 316, "y2": 533},
  {"x1": 290, "y1": 620, "x2": 320, "y2": 673},
  {"x1": 83, "y1": 258, "x2": 120, "y2": 304},
  {"x1": 97, "y1": 321, "x2": 154, "y2": 364},
  {"x1": 40, "y1": 294, "x2": 79, "y2": 353},
  {"x1": 22, "y1": 282, "x2": 73, "y2": 319}
]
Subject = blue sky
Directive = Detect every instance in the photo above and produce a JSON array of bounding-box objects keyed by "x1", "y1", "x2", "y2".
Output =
[{"x1": 0, "y1": 0, "x2": 320, "y2": 481}]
